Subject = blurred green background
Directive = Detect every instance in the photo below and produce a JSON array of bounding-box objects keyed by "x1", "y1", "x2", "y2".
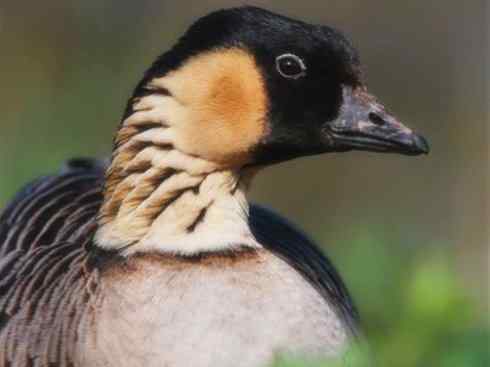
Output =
[{"x1": 0, "y1": 0, "x2": 488, "y2": 366}]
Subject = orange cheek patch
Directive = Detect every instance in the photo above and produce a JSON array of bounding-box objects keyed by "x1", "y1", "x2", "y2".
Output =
[{"x1": 153, "y1": 48, "x2": 269, "y2": 167}]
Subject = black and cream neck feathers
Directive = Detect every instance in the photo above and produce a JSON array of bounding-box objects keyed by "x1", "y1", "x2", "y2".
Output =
[{"x1": 94, "y1": 48, "x2": 267, "y2": 255}]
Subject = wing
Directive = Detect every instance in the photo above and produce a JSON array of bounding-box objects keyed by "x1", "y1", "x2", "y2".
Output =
[
  {"x1": 0, "y1": 158, "x2": 105, "y2": 321},
  {"x1": 249, "y1": 204, "x2": 360, "y2": 336},
  {"x1": 0, "y1": 158, "x2": 106, "y2": 257},
  {"x1": 0, "y1": 159, "x2": 107, "y2": 365}
]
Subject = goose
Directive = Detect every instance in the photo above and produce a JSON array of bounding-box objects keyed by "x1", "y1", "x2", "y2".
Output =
[{"x1": 0, "y1": 6, "x2": 429, "y2": 367}]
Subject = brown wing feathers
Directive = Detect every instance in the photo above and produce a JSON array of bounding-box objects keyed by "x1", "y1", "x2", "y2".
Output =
[{"x1": 0, "y1": 165, "x2": 104, "y2": 366}]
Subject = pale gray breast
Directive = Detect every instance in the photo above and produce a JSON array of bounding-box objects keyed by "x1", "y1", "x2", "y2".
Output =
[{"x1": 80, "y1": 251, "x2": 350, "y2": 367}]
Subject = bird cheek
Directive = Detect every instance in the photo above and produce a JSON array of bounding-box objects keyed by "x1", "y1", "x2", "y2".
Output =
[
  {"x1": 174, "y1": 74, "x2": 269, "y2": 167},
  {"x1": 155, "y1": 47, "x2": 270, "y2": 168}
]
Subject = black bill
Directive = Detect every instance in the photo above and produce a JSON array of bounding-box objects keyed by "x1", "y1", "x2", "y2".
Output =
[{"x1": 325, "y1": 87, "x2": 429, "y2": 155}]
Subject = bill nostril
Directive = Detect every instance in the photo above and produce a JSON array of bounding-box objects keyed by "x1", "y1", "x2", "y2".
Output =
[{"x1": 368, "y1": 112, "x2": 386, "y2": 126}]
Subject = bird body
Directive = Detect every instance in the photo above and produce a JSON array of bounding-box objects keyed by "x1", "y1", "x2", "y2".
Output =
[
  {"x1": 0, "y1": 6, "x2": 428, "y2": 366},
  {"x1": 0, "y1": 167, "x2": 355, "y2": 366},
  {"x1": 82, "y1": 250, "x2": 346, "y2": 367}
]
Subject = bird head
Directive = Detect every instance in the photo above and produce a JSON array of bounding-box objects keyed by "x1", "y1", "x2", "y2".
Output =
[
  {"x1": 96, "y1": 7, "x2": 429, "y2": 255},
  {"x1": 124, "y1": 6, "x2": 428, "y2": 170}
]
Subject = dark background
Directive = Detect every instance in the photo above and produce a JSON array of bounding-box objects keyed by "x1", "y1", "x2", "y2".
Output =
[{"x1": 0, "y1": 1, "x2": 488, "y2": 365}]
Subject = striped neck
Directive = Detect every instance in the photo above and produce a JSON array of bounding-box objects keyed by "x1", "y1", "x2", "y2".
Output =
[{"x1": 94, "y1": 93, "x2": 260, "y2": 256}]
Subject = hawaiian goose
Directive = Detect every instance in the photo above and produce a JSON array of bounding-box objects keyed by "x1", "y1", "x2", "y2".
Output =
[{"x1": 0, "y1": 6, "x2": 429, "y2": 367}]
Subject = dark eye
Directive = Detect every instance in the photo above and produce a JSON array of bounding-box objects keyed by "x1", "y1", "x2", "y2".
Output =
[{"x1": 276, "y1": 54, "x2": 307, "y2": 79}]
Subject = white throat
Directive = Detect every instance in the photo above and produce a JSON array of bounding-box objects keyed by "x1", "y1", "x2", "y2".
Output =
[{"x1": 94, "y1": 92, "x2": 261, "y2": 256}]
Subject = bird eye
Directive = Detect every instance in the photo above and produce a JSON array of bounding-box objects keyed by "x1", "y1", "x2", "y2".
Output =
[{"x1": 276, "y1": 54, "x2": 307, "y2": 79}]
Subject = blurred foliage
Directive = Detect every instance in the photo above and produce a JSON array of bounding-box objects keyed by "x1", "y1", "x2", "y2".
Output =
[{"x1": 271, "y1": 232, "x2": 489, "y2": 366}]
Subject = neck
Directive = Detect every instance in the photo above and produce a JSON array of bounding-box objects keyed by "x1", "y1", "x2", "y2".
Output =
[{"x1": 94, "y1": 93, "x2": 260, "y2": 256}]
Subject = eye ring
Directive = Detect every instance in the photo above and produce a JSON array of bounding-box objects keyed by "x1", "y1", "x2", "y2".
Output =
[{"x1": 275, "y1": 53, "x2": 307, "y2": 80}]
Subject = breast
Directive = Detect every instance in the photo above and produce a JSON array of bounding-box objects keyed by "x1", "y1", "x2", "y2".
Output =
[{"x1": 79, "y1": 249, "x2": 350, "y2": 367}]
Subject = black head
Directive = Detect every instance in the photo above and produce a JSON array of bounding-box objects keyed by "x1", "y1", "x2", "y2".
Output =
[{"x1": 129, "y1": 6, "x2": 429, "y2": 167}]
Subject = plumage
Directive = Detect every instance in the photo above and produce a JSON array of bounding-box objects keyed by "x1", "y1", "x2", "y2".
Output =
[
  {"x1": 0, "y1": 163, "x2": 357, "y2": 366},
  {"x1": 0, "y1": 6, "x2": 428, "y2": 367},
  {"x1": 0, "y1": 169, "x2": 101, "y2": 366}
]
